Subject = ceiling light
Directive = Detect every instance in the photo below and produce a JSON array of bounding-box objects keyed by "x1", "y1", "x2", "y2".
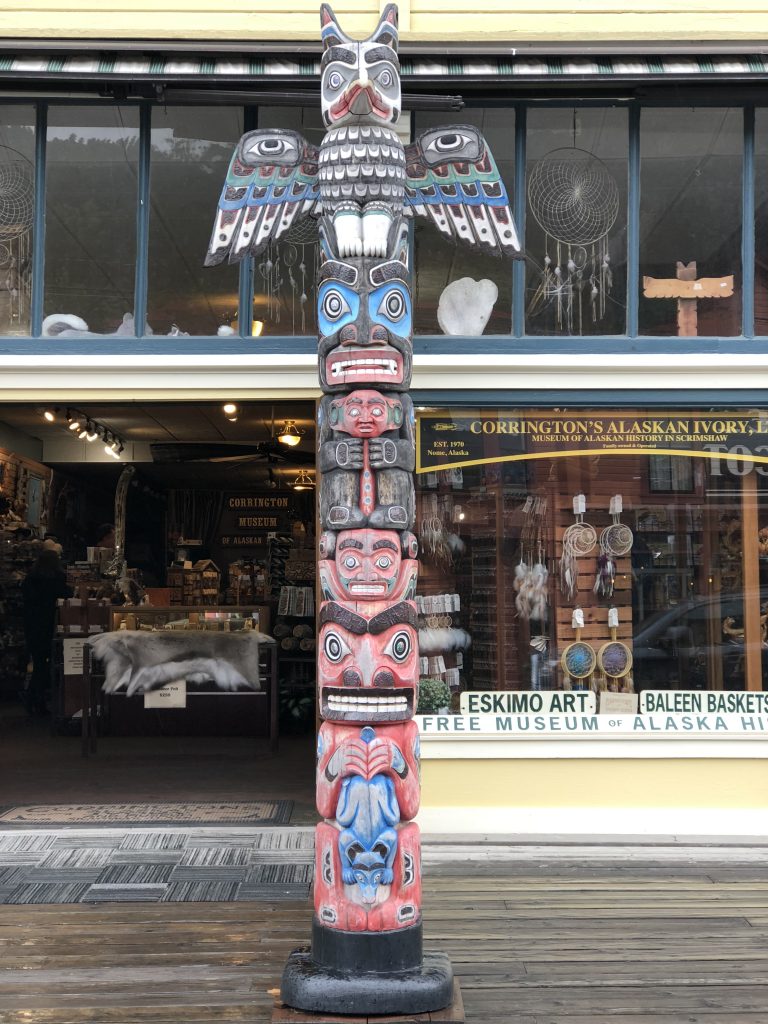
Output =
[
  {"x1": 69, "y1": 418, "x2": 82, "y2": 432},
  {"x1": 85, "y1": 422, "x2": 98, "y2": 442},
  {"x1": 78, "y1": 428, "x2": 89, "y2": 440},
  {"x1": 223, "y1": 403, "x2": 237, "y2": 415},
  {"x1": 277, "y1": 420, "x2": 302, "y2": 447},
  {"x1": 290, "y1": 469, "x2": 314, "y2": 491},
  {"x1": 43, "y1": 408, "x2": 56, "y2": 423}
]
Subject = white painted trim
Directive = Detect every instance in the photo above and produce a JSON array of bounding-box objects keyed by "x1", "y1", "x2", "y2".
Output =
[
  {"x1": 417, "y1": 806, "x2": 768, "y2": 837},
  {"x1": 0, "y1": 352, "x2": 768, "y2": 398},
  {"x1": 419, "y1": 734, "x2": 768, "y2": 759}
]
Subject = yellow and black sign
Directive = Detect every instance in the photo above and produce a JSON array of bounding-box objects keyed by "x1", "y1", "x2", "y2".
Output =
[{"x1": 416, "y1": 409, "x2": 768, "y2": 473}]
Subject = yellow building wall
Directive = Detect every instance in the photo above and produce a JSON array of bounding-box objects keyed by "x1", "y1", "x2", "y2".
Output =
[{"x1": 3, "y1": 1, "x2": 768, "y2": 42}]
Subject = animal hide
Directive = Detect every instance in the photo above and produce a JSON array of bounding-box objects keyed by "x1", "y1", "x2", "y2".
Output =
[
  {"x1": 417, "y1": 627, "x2": 471, "y2": 654},
  {"x1": 90, "y1": 630, "x2": 272, "y2": 696}
]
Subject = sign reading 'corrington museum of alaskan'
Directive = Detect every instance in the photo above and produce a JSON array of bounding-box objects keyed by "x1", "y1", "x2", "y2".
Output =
[{"x1": 416, "y1": 410, "x2": 768, "y2": 473}]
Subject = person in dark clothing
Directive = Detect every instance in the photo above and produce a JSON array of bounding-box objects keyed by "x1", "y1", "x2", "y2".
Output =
[{"x1": 21, "y1": 550, "x2": 72, "y2": 715}]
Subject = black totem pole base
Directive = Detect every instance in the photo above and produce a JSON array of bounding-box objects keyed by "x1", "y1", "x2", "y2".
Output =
[{"x1": 277, "y1": 950, "x2": 461, "y2": 1022}]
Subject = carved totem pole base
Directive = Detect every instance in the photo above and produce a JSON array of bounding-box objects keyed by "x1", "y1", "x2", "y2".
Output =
[{"x1": 277, "y1": 958, "x2": 462, "y2": 1022}]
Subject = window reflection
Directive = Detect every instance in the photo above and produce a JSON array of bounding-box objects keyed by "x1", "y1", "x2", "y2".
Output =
[
  {"x1": 148, "y1": 106, "x2": 242, "y2": 337},
  {"x1": 525, "y1": 107, "x2": 627, "y2": 337},
  {"x1": 639, "y1": 108, "x2": 742, "y2": 337},
  {"x1": 0, "y1": 106, "x2": 34, "y2": 336},
  {"x1": 413, "y1": 108, "x2": 514, "y2": 336},
  {"x1": 415, "y1": 407, "x2": 768, "y2": 704},
  {"x1": 44, "y1": 106, "x2": 139, "y2": 336}
]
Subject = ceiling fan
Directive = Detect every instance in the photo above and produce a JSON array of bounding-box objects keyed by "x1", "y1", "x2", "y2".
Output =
[{"x1": 149, "y1": 441, "x2": 314, "y2": 466}]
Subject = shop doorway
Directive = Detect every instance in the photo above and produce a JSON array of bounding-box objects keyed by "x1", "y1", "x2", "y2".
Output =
[{"x1": 0, "y1": 400, "x2": 318, "y2": 823}]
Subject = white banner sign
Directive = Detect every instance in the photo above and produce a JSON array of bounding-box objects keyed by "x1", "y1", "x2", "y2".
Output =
[
  {"x1": 640, "y1": 690, "x2": 768, "y2": 715},
  {"x1": 460, "y1": 690, "x2": 596, "y2": 714},
  {"x1": 144, "y1": 682, "x2": 187, "y2": 709},
  {"x1": 417, "y1": 713, "x2": 768, "y2": 736}
]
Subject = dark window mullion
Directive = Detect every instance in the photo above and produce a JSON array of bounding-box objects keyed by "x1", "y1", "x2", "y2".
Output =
[
  {"x1": 133, "y1": 103, "x2": 151, "y2": 338},
  {"x1": 512, "y1": 103, "x2": 526, "y2": 339},
  {"x1": 742, "y1": 103, "x2": 755, "y2": 340},
  {"x1": 30, "y1": 101, "x2": 47, "y2": 338},
  {"x1": 238, "y1": 105, "x2": 258, "y2": 338},
  {"x1": 626, "y1": 102, "x2": 641, "y2": 339}
]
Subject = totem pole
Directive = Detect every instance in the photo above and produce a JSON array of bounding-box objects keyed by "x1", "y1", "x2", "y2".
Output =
[{"x1": 206, "y1": 4, "x2": 521, "y2": 1015}]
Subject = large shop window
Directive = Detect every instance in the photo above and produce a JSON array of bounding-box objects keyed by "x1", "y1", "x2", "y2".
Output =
[
  {"x1": 45, "y1": 106, "x2": 139, "y2": 336},
  {"x1": 147, "y1": 107, "x2": 243, "y2": 337},
  {"x1": 415, "y1": 407, "x2": 768, "y2": 701},
  {"x1": 0, "y1": 105, "x2": 34, "y2": 337}
]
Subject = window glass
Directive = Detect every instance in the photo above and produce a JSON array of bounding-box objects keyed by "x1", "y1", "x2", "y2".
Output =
[
  {"x1": 45, "y1": 106, "x2": 139, "y2": 336},
  {"x1": 413, "y1": 108, "x2": 514, "y2": 336},
  {"x1": 415, "y1": 407, "x2": 768, "y2": 705},
  {"x1": 754, "y1": 109, "x2": 768, "y2": 335},
  {"x1": 0, "y1": 105, "x2": 34, "y2": 336},
  {"x1": 525, "y1": 107, "x2": 627, "y2": 337},
  {"x1": 640, "y1": 108, "x2": 742, "y2": 337},
  {"x1": 148, "y1": 106, "x2": 243, "y2": 337},
  {"x1": 253, "y1": 106, "x2": 324, "y2": 337}
]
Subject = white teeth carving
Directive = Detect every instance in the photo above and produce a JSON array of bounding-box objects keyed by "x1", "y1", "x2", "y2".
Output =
[
  {"x1": 326, "y1": 695, "x2": 409, "y2": 710},
  {"x1": 329, "y1": 358, "x2": 397, "y2": 378}
]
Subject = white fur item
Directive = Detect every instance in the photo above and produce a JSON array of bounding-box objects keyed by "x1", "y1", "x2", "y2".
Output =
[
  {"x1": 90, "y1": 630, "x2": 271, "y2": 697},
  {"x1": 418, "y1": 627, "x2": 472, "y2": 655}
]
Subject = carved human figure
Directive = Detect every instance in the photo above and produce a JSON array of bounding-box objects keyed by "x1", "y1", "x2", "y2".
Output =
[
  {"x1": 318, "y1": 389, "x2": 414, "y2": 529},
  {"x1": 318, "y1": 528, "x2": 418, "y2": 603}
]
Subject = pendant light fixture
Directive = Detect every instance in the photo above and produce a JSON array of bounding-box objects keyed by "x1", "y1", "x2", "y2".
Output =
[{"x1": 277, "y1": 419, "x2": 302, "y2": 447}]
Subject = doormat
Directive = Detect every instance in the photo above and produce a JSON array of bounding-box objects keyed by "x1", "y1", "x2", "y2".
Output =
[
  {"x1": 0, "y1": 800, "x2": 294, "y2": 827},
  {"x1": 0, "y1": 826, "x2": 314, "y2": 905}
]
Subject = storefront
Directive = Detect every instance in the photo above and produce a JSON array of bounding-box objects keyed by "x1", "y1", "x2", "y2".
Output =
[{"x1": 2, "y1": 13, "x2": 768, "y2": 833}]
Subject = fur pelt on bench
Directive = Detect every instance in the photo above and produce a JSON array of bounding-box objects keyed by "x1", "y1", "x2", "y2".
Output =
[{"x1": 90, "y1": 630, "x2": 272, "y2": 696}]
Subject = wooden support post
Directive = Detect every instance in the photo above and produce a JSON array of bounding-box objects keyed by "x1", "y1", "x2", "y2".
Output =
[{"x1": 740, "y1": 471, "x2": 762, "y2": 691}]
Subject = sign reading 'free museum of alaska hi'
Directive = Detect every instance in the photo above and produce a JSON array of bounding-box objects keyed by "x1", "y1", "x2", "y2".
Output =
[{"x1": 416, "y1": 409, "x2": 768, "y2": 473}]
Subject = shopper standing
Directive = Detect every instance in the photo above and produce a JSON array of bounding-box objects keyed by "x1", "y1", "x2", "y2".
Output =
[{"x1": 21, "y1": 550, "x2": 72, "y2": 715}]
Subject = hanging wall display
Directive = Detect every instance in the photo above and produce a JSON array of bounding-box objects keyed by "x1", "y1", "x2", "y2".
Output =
[{"x1": 206, "y1": 3, "x2": 521, "y2": 1017}]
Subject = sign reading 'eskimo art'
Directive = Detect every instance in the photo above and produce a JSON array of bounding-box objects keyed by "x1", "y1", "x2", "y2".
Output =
[{"x1": 206, "y1": 3, "x2": 520, "y2": 1016}]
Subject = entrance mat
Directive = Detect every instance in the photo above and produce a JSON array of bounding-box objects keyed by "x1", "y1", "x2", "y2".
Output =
[
  {"x1": 0, "y1": 826, "x2": 314, "y2": 904},
  {"x1": 0, "y1": 800, "x2": 294, "y2": 827}
]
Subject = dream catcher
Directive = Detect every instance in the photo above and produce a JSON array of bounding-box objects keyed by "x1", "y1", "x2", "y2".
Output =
[
  {"x1": 257, "y1": 217, "x2": 319, "y2": 334},
  {"x1": 594, "y1": 494, "x2": 634, "y2": 599},
  {"x1": 514, "y1": 495, "x2": 549, "y2": 622},
  {"x1": 596, "y1": 607, "x2": 634, "y2": 693},
  {"x1": 0, "y1": 148, "x2": 33, "y2": 333},
  {"x1": 527, "y1": 147, "x2": 619, "y2": 334},
  {"x1": 560, "y1": 494, "x2": 596, "y2": 601},
  {"x1": 560, "y1": 608, "x2": 596, "y2": 691}
]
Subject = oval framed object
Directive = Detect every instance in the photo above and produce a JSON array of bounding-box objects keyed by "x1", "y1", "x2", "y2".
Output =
[
  {"x1": 560, "y1": 640, "x2": 596, "y2": 680},
  {"x1": 597, "y1": 640, "x2": 633, "y2": 679}
]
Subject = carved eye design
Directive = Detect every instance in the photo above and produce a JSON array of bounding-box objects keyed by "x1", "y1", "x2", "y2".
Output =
[
  {"x1": 323, "y1": 289, "x2": 351, "y2": 321},
  {"x1": 248, "y1": 137, "x2": 293, "y2": 158},
  {"x1": 377, "y1": 68, "x2": 394, "y2": 88},
  {"x1": 348, "y1": 407, "x2": 360, "y2": 418},
  {"x1": 327, "y1": 71, "x2": 344, "y2": 90},
  {"x1": 378, "y1": 290, "x2": 405, "y2": 322},
  {"x1": 371, "y1": 405, "x2": 384, "y2": 417},
  {"x1": 342, "y1": 554, "x2": 360, "y2": 571},
  {"x1": 324, "y1": 630, "x2": 351, "y2": 663},
  {"x1": 375, "y1": 554, "x2": 393, "y2": 570},
  {"x1": 384, "y1": 630, "x2": 412, "y2": 663},
  {"x1": 425, "y1": 131, "x2": 473, "y2": 156}
]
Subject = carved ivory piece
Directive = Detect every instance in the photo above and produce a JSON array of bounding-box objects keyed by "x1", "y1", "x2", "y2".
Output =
[{"x1": 206, "y1": 3, "x2": 521, "y2": 1014}]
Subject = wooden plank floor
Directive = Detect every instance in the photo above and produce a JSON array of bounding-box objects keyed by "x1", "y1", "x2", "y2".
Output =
[{"x1": 2, "y1": 860, "x2": 768, "y2": 1023}]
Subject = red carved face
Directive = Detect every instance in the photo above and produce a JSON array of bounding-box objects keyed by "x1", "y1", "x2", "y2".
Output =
[
  {"x1": 329, "y1": 390, "x2": 402, "y2": 438},
  {"x1": 318, "y1": 530, "x2": 419, "y2": 603},
  {"x1": 318, "y1": 601, "x2": 417, "y2": 722}
]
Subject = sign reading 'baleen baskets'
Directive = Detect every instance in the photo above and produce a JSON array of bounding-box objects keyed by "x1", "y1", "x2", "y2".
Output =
[{"x1": 416, "y1": 409, "x2": 768, "y2": 473}]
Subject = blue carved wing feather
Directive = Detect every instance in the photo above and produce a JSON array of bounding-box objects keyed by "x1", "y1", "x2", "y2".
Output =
[
  {"x1": 404, "y1": 125, "x2": 522, "y2": 257},
  {"x1": 205, "y1": 129, "x2": 320, "y2": 266}
]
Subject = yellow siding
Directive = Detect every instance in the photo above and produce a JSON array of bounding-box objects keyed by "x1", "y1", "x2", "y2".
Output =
[{"x1": 4, "y1": 1, "x2": 768, "y2": 42}]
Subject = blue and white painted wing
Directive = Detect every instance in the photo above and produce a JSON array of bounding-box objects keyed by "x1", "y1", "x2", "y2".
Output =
[
  {"x1": 404, "y1": 126, "x2": 522, "y2": 258},
  {"x1": 205, "y1": 129, "x2": 321, "y2": 266}
]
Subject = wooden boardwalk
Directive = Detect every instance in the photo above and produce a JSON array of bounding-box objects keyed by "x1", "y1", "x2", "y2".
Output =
[{"x1": 2, "y1": 857, "x2": 768, "y2": 1023}]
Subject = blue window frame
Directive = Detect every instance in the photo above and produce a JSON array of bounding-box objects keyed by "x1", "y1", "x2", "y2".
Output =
[{"x1": 0, "y1": 94, "x2": 765, "y2": 356}]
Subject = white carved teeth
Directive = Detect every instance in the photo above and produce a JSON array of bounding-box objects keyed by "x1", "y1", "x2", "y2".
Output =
[
  {"x1": 330, "y1": 359, "x2": 397, "y2": 377},
  {"x1": 326, "y1": 695, "x2": 409, "y2": 710}
]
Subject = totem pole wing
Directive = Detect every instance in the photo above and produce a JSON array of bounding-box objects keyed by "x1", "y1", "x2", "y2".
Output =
[
  {"x1": 404, "y1": 125, "x2": 522, "y2": 257},
  {"x1": 205, "y1": 129, "x2": 320, "y2": 266}
]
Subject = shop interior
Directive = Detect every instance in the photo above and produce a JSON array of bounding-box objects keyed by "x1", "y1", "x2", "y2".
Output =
[{"x1": 0, "y1": 399, "x2": 318, "y2": 814}]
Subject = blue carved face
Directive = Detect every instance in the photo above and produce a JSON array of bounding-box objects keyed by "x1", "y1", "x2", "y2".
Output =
[
  {"x1": 368, "y1": 280, "x2": 412, "y2": 340},
  {"x1": 318, "y1": 280, "x2": 360, "y2": 339}
]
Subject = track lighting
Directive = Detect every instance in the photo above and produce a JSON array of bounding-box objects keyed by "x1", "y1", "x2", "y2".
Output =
[
  {"x1": 223, "y1": 402, "x2": 238, "y2": 423},
  {"x1": 277, "y1": 420, "x2": 302, "y2": 447},
  {"x1": 43, "y1": 408, "x2": 57, "y2": 423},
  {"x1": 85, "y1": 422, "x2": 98, "y2": 442}
]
